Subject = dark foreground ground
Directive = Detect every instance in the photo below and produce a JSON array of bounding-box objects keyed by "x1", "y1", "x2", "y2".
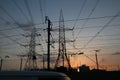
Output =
[
  {"x1": 0, "y1": 69, "x2": 120, "y2": 80},
  {"x1": 64, "y1": 70, "x2": 120, "y2": 80}
]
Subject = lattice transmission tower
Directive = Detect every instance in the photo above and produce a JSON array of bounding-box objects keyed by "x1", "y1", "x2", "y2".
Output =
[
  {"x1": 54, "y1": 9, "x2": 71, "y2": 69},
  {"x1": 24, "y1": 27, "x2": 41, "y2": 70}
]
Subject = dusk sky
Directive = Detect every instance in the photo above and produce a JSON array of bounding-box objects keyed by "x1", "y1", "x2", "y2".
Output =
[{"x1": 0, "y1": 0, "x2": 120, "y2": 70}]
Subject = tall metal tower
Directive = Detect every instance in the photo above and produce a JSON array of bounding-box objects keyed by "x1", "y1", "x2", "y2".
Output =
[
  {"x1": 55, "y1": 9, "x2": 71, "y2": 69},
  {"x1": 24, "y1": 27, "x2": 41, "y2": 70}
]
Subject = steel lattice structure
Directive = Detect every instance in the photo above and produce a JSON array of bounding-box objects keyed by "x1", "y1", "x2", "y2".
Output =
[
  {"x1": 24, "y1": 27, "x2": 38, "y2": 70},
  {"x1": 55, "y1": 9, "x2": 71, "y2": 69}
]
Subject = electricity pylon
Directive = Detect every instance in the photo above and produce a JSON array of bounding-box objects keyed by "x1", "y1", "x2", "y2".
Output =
[
  {"x1": 23, "y1": 27, "x2": 41, "y2": 70},
  {"x1": 54, "y1": 9, "x2": 72, "y2": 69}
]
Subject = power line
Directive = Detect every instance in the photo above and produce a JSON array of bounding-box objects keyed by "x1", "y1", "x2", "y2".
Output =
[
  {"x1": 0, "y1": 16, "x2": 9, "y2": 23},
  {"x1": 73, "y1": 24, "x2": 120, "y2": 30},
  {"x1": 38, "y1": 0, "x2": 47, "y2": 54},
  {"x1": 74, "y1": 0, "x2": 100, "y2": 41},
  {"x1": 39, "y1": 0, "x2": 45, "y2": 28},
  {"x1": 52, "y1": 15, "x2": 120, "y2": 23},
  {"x1": 76, "y1": 33, "x2": 120, "y2": 39},
  {"x1": 0, "y1": 4, "x2": 28, "y2": 34},
  {"x1": 39, "y1": 31, "x2": 47, "y2": 51},
  {"x1": 0, "y1": 5, "x2": 29, "y2": 55},
  {"x1": 0, "y1": 5, "x2": 17, "y2": 23},
  {"x1": 0, "y1": 5, "x2": 29, "y2": 50},
  {"x1": 73, "y1": 0, "x2": 86, "y2": 29},
  {"x1": 0, "y1": 34, "x2": 22, "y2": 39},
  {"x1": 72, "y1": 0, "x2": 86, "y2": 48},
  {"x1": 45, "y1": 44, "x2": 120, "y2": 53},
  {"x1": 1, "y1": 23, "x2": 120, "y2": 34},
  {"x1": 66, "y1": 40, "x2": 120, "y2": 51},
  {"x1": 0, "y1": 23, "x2": 45, "y2": 32},
  {"x1": 0, "y1": 32, "x2": 26, "y2": 55},
  {"x1": 12, "y1": 0, "x2": 30, "y2": 22},
  {"x1": 0, "y1": 32, "x2": 23, "y2": 46},
  {"x1": 37, "y1": 36, "x2": 45, "y2": 54},
  {"x1": 86, "y1": 42, "x2": 120, "y2": 46},
  {"x1": 77, "y1": 11, "x2": 120, "y2": 53},
  {"x1": 76, "y1": 38, "x2": 120, "y2": 42},
  {"x1": 88, "y1": 0, "x2": 100, "y2": 17},
  {"x1": 83, "y1": 54, "x2": 96, "y2": 63},
  {"x1": 0, "y1": 15, "x2": 119, "y2": 26},
  {"x1": 43, "y1": 0, "x2": 47, "y2": 16},
  {"x1": 24, "y1": 0, "x2": 34, "y2": 23}
]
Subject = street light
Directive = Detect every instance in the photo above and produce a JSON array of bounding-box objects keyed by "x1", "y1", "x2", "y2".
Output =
[{"x1": 94, "y1": 49, "x2": 100, "y2": 70}]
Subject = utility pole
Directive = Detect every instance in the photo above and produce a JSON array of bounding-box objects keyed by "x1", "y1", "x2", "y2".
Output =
[
  {"x1": 45, "y1": 16, "x2": 52, "y2": 70},
  {"x1": 42, "y1": 54, "x2": 45, "y2": 70},
  {"x1": 94, "y1": 50, "x2": 100, "y2": 70},
  {"x1": 0, "y1": 58, "x2": 3, "y2": 71},
  {"x1": 20, "y1": 56, "x2": 23, "y2": 71}
]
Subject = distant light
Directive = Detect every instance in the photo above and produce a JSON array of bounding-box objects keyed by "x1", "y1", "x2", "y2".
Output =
[{"x1": 77, "y1": 68, "x2": 80, "y2": 72}]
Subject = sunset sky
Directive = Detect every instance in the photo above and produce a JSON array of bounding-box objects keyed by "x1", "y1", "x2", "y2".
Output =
[{"x1": 0, "y1": 0, "x2": 120, "y2": 71}]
